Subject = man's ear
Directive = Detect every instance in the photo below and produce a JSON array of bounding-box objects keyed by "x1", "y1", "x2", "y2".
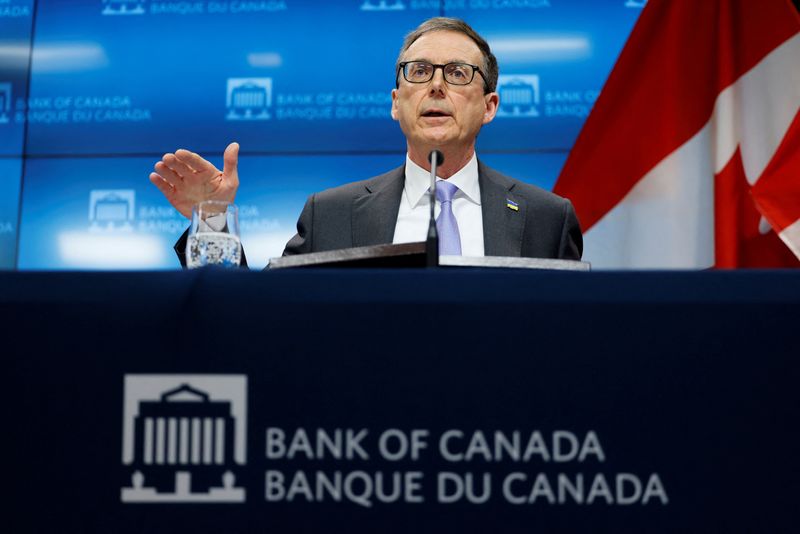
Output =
[
  {"x1": 482, "y1": 92, "x2": 499, "y2": 125},
  {"x1": 391, "y1": 88, "x2": 399, "y2": 121}
]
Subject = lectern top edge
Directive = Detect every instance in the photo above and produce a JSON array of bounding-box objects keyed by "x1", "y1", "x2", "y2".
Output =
[{"x1": 268, "y1": 242, "x2": 590, "y2": 271}]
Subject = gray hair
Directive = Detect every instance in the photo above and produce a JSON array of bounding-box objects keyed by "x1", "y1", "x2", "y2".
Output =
[{"x1": 395, "y1": 17, "x2": 498, "y2": 94}]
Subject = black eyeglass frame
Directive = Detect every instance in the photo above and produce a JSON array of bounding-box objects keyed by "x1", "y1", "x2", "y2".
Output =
[{"x1": 396, "y1": 61, "x2": 490, "y2": 91}]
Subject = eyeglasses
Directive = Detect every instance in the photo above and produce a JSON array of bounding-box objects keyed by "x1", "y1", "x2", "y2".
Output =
[{"x1": 397, "y1": 61, "x2": 488, "y2": 87}]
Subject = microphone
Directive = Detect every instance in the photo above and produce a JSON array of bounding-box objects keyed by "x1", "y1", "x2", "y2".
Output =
[{"x1": 426, "y1": 150, "x2": 444, "y2": 267}]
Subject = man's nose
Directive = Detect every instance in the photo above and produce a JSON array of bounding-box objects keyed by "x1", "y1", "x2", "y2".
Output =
[{"x1": 428, "y1": 67, "x2": 447, "y2": 95}]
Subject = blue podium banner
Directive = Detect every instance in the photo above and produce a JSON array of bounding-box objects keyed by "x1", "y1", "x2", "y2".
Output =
[{"x1": 3, "y1": 269, "x2": 799, "y2": 532}]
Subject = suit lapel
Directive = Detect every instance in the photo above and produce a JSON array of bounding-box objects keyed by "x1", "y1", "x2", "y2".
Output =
[
  {"x1": 479, "y1": 161, "x2": 526, "y2": 257},
  {"x1": 352, "y1": 166, "x2": 405, "y2": 247}
]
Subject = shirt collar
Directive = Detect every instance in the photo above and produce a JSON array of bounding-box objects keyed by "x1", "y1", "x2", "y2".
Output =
[{"x1": 404, "y1": 152, "x2": 481, "y2": 208}]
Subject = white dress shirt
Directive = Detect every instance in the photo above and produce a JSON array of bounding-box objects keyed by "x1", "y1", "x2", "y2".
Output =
[{"x1": 392, "y1": 153, "x2": 485, "y2": 256}]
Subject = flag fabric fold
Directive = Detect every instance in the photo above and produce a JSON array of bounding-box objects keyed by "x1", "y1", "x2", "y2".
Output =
[{"x1": 553, "y1": 0, "x2": 800, "y2": 268}]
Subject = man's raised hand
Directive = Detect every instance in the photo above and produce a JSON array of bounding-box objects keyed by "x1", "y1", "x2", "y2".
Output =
[{"x1": 149, "y1": 142, "x2": 240, "y2": 219}]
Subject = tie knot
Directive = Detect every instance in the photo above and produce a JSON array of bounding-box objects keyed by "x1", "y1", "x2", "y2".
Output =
[{"x1": 436, "y1": 180, "x2": 459, "y2": 203}]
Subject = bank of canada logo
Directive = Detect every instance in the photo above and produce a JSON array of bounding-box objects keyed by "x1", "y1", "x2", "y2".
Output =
[
  {"x1": 496, "y1": 75, "x2": 540, "y2": 118},
  {"x1": 121, "y1": 375, "x2": 248, "y2": 503},
  {"x1": 102, "y1": 0, "x2": 147, "y2": 15},
  {"x1": 360, "y1": 0, "x2": 405, "y2": 11},
  {"x1": 226, "y1": 78, "x2": 272, "y2": 121},
  {"x1": 89, "y1": 189, "x2": 135, "y2": 231},
  {"x1": 625, "y1": 0, "x2": 647, "y2": 7},
  {"x1": 0, "y1": 82, "x2": 10, "y2": 124}
]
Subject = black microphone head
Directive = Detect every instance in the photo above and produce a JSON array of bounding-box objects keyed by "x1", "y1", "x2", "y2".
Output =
[{"x1": 428, "y1": 149, "x2": 445, "y2": 166}]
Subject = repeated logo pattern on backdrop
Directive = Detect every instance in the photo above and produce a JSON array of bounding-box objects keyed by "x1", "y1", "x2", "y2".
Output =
[
  {"x1": 226, "y1": 78, "x2": 273, "y2": 121},
  {"x1": 3, "y1": 1, "x2": 642, "y2": 269},
  {"x1": 496, "y1": 75, "x2": 540, "y2": 118}
]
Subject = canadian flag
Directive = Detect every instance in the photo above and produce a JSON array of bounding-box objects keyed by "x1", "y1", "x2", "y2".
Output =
[{"x1": 553, "y1": 0, "x2": 800, "y2": 268}]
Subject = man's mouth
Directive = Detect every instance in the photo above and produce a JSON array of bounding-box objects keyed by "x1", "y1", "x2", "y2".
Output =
[{"x1": 421, "y1": 110, "x2": 450, "y2": 118}]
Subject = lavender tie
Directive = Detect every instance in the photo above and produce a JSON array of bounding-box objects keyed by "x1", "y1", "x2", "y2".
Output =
[{"x1": 436, "y1": 180, "x2": 462, "y2": 256}]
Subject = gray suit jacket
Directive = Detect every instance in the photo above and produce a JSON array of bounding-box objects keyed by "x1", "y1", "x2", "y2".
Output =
[{"x1": 282, "y1": 160, "x2": 582, "y2": 260}]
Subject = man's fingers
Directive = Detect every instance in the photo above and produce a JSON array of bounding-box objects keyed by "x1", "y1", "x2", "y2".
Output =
[
  {"x1": 163, "y1": 153, "x2": 195, "y2": 179},
  {"x1": 175, "y1": 149, "x2": 214, "y2": 173},
  {"x1": 154, "y1": 161, "x2": 183, "y2": 187},
  {"x1": 150, "y1": 173, "x2": 192, "y2": 219},
  {"x1": 149, "y1": 173, "x2": 175, "y2": 196},
  {"x1": 151, "y1": 147, "x2": 232, "y2": 212},
  {"x1": 223, "y1": 142, "x2": 239, "y2": 178}
]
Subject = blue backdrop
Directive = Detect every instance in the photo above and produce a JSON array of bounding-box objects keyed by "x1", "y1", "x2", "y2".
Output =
[{"x1": 1, "y1": 0, "x2": 643, "y2": 269}]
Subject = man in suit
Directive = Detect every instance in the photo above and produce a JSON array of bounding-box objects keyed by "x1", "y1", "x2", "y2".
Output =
[{"x1": 150, "y1": 17, "x2": 582, "y2": 263}]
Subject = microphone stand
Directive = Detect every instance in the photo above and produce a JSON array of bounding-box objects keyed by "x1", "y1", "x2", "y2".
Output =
[{"x1": 426, "y1": 149, "x2": 444, "y2": 268}]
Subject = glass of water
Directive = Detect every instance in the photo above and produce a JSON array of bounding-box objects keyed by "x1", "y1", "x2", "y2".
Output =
[{"x1": 186, "y1": 200, "x2": 242, "y2": 268}]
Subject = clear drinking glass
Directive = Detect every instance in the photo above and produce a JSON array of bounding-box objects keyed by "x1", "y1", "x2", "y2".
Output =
[{"x1": 186, "y1": 200, "x2": 242, "y2": 268}]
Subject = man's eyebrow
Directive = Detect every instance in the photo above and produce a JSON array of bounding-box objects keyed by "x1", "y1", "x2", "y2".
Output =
[{"x1": 403, "y1": 58, "x2": 471, "y2": 64}]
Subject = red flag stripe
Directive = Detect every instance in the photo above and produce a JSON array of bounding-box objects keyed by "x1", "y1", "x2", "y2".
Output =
[
  {"x1": 713, "y1": 146, "x2": 800, "y2": 268},
  {"x1": 554, "y1": 0, "x2": 800, "y2": 231},
  {"x1": 751, "y1": 109, "x2": 800, "y2": 232}
]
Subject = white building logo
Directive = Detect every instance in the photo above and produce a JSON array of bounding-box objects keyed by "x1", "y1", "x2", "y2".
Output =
[
  {"x1": 89, "y1": 189, "x2": 135, "y2": 231},
  {"x1": 0, "y1": 82, "x2": 10, "y2": 124},
  {"x1": 121, "y1": 374, "x2": 248, "y2": 503},
  {"x1": 226, "y1": 78, "x2": 272, "y2": 121},
  {"x1": 102, "y1": 0, "x2": 147, "y2": 15},
  {"x1": 360, "y1": 0, "x2": 405, "y2": 11},
  {"x1": 496, "y1": 75, "x2": 540, "y2": 118}
]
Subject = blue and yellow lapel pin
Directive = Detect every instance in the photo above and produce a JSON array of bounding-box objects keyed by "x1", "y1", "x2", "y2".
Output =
[{"x1": 506, "y1": 199, "x2": 519, "y2": 211}]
